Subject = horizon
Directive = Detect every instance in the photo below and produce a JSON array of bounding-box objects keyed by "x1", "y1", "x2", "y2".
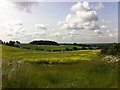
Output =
[{"x1": 0, "y1": 39, "x2": 118, "y2": 44}]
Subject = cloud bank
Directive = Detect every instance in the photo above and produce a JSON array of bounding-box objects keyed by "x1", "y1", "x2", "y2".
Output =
[
  {"x1": 35, "y1": 24, "x2": 48, "y2": 30},
  {"x1": 58, "y1": 1, "x2": 99, "y2": 30}
]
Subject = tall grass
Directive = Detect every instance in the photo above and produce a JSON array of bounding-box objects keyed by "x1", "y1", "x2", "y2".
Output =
[
  {"x1": 2, "y1": 59, "x2": 118, "y2": 88},
  {"x1": 2, "y1": 45, "x2": 118, "y2": 88}
]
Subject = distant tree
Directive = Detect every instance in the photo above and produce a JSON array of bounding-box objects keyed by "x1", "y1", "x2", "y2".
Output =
[
  {"x1": 8, "y1": 41, "x2": 15, "y2": 46},
  {"x1": 65, "y1": 48, "x2": 70, "y2": 51},
  {"x1": 88, "y1": 47, "x2": 94, "y2": 50},
  {"x1": 5, "y1": 41, "x2": 15, "y2": 46},
  {"x1": 96, "y1": 47, "x2": 101, "y2": 49},
  {"x1": 73, "y1": 47, "x2": 78, "y2": 50},
  {"x1": 63, "y1": 49, "x2": 65, "y2": 51},
  {"x1": 5, "y1": 42, "x2": 9, "y2": 45},
  {"x1": 3, "y1": 42, "x2": 6, "y2": 44},
  {"x1": 47, "y1": 50, "x2": 51, "y2": 52},
  {"x1": 73, "y1": 43, "x2": 77, "y2": 45},
  {"x1": 16, "y1": 41, "x2": 20, "y2": 44},
  {"x1": 29, "y1": 40, "x2": 59, "y2": 45},
  {"x1": 82, "y1": 46, "x2": 88, "y2": 50},
  {"x1": 69, "y1": 49, "x2": 72, "y2": 51},
  {"x1": 0, "y1": 40, "x2": 3, "y2": 44}
]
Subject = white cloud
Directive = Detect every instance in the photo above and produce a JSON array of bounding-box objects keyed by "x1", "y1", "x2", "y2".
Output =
[
  {"x1": 50, "y1": 33, "x2": 61, "y2": 37},
  {"x1": 56, "y1": 1, "x2": 118, "y2": 43},
  {"x1": 1, "y1": 20, "x2": 26, "y2": 41},
  {"x1": 108, "y1": 33, "x2": 114, "y2": 37},
  {"x1": 71, "y1": 2, "x2": 91, "y2": 12},
  {"x1": 35, "y1": 24, "x2": 48, "y2": 30},
  {"x1": 0, "y1": 0, "x2": 14, "y2": 9},
  {"x1": 58, "y1": 2, "x2": 99, "y2": 31},
  {"x1": 68, "y1": 30, "x2": 79, "y2": 35},
  {"x1": 100, "y1": 25, "x2": 108, "y2": 29}
]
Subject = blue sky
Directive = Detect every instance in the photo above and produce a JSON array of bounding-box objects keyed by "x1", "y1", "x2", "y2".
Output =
[{"x1": 0, "y1": 1, "x2": 118, "y2": 43}]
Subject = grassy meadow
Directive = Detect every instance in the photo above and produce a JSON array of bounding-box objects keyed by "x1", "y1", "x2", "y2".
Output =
[
  {"x1": 3, "y1": 44, "x2": 100, "y2": 63},
  {"x1": 2, "y1": 45, "x2": 118, "y2": 88}
]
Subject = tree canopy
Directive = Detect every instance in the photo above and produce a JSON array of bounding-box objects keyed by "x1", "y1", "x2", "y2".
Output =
[
  {"x1": 29, "y1": 40, "x2": 59, "y2": 45},
  {"x1": 101, "y1": 43, "x2": 120, "y2": 55}
]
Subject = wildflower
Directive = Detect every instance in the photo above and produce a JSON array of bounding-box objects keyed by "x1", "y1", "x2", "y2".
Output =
[
  {"x1": 102, "y1": 55, "x2": 120, "y2": 63},
  {"x1": 18, "y1": 60, "x2": 22, "y2": 64},
  {"x1": 49, "y1": 61, "x2": 52, "y2": 64}
]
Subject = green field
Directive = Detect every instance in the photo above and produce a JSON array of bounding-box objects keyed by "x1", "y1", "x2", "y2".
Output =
[
  {"x1": 2, "y1": 45, "x2": 100, "y2": 63},
  {"x1": 2, "y1": 45, "x2": 118, "y2": 88},
  {"x1": 15, "y1": 44, "x2": 79, "y2": 51}
]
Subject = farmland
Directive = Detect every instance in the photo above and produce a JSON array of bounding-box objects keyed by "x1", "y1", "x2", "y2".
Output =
[
  {"x1": 3, "y1": 44, "x2": 100, "y2": 63},
  {"x1": 2, "y1": 45, "x2": 119, "y2": 88}
]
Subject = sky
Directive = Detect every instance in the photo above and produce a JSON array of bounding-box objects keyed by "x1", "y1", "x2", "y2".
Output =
[{"x1": 0, "y1": 0, "x2": 118, "y2": 43}]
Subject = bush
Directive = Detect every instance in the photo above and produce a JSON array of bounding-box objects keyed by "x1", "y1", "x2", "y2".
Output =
[
  {"x1": 88, "y1": 47, "x2": 94, "y2": 50},
  {"x1": 47, "y1": 50, "x2": 51, "y2": 52},
  {"x1": 63, "y1": 49, "x2": 65, "y2": 51},
  {"x1": 101, "y1": 43, "x2": 120, "y2": 55},
  {"x1": 52, "y1": 49, "x2": 61, "y2": 52},
  {"x1": 82, "y1": 47, "x2": 88, "y2": 50},
  {"x1": 73, "y1": 47, "x2": 78, "y2": 50},
  {"x1": 65, "y1": 48, "x2": 70, "y2": 51}
]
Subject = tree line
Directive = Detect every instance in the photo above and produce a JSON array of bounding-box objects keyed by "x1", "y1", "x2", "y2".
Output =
[
  {"x1": 101, "y1": 43, "x2": 120, "y2": 55},
  {"x1": 1, "y1": 39, "x2": 120, "y2": 55},
  {"x1": 29, "y1": 40, "x2": 59, "y2": 45},
  {"x1": 0, "y1": 40, "x2": 20, "y2": 46}
]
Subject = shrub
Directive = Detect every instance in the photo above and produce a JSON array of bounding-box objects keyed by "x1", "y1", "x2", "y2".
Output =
[
  {"x1": 47, "y1": 50, "x2": 51, "y2": 52},
  {"x1": 63, "y1": 49, "x2": 65, "y2": 51},
  {"x1": 88, "y1": 47, "x2": 94, "y2": 50},
  {"x1": 73, "y1": 47, "x2": 78, "y2": 50},
  {"x1": 65, "y1": 48, "x2": 70, "y2": 51},
  {"x1": 82, "y1": 47, "x2": 88, "y2": 50},
  {"x1": 101, "y1": 43, "x2": 120, "y2": 55}
]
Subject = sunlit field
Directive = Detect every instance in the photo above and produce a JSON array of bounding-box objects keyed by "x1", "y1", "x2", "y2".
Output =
[
  {"x1": 0, "y1": 0, "x2": 119, "y2": 89},
  {"x1": 2, "y1": 45, "x2": 118, "y2": 88},
  {"x1": 2, "y1": 45, "x2": 100, "y2": 63}
]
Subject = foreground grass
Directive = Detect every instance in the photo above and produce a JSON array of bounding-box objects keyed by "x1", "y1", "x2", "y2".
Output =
[
  {"x1": 2, "y1": 45, "x2": 118, "y2": 88},
  {"x1": 2, "y1": 60, "x2": 118, "y2": 88}
]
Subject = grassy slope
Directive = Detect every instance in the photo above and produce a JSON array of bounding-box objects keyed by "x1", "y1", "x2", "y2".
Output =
[
  {"x1": 2, "y1": 45, "x2": 100, "y2": 63},
  {"x1": 2, "y1": 45, "x2": 118, "y2": 88}
]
